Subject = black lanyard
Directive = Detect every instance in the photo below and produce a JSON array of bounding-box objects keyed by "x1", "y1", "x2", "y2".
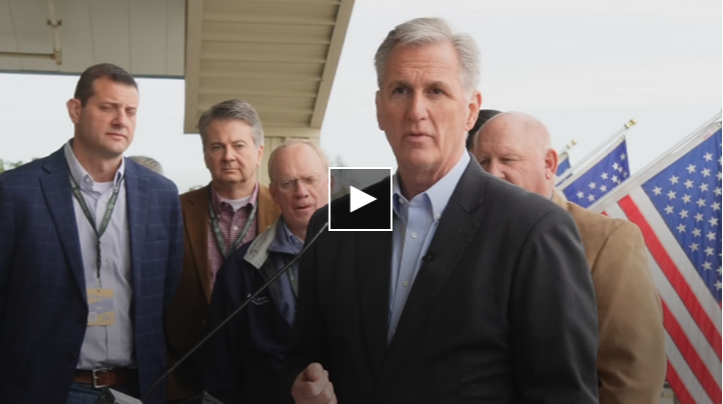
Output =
[
  {"x1": 208, "y1": 195, "x2": 258, "y2": 260},
  {"x1": 69, "y1": 173, "x2": 123, "y2": 288}
]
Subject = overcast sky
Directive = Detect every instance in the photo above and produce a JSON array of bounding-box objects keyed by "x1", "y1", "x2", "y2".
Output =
[{"x1": 1, "y1": 0, "x2": 720, "y2": 192}]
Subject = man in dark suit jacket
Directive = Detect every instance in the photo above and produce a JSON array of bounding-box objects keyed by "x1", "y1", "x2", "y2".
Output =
[
  {"x1": 0, "y1": 64, "x2": 183, "y2": 404},
  {"x1": 282, "y1": 17, "x2": 599, "y2": 404}
]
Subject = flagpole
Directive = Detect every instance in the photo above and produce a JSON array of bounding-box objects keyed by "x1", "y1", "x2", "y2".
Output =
[
  {"x1": 588, "y1": 111, "x2": 722, "y2": 212},
  {"x1": 565, "y1": 118, "x2": 637, "y2": 177},
  {"x1": 561, "y1": 139, "x2": 578, "y2": 155}
]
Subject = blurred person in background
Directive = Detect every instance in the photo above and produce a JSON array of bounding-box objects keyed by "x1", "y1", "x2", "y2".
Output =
[
  {"x1": 128, "y1": 155, "x2": 164, "y2": 175},
  {"x1": 465, "y1": 109, "x2": 500, "y2": 150}
]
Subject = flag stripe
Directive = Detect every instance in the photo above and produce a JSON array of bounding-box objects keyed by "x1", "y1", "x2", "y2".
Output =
[
  {"x1": 607, "y1": 204, "x2": 723, "y2": 370},
  {"x1": 665, "y1": 342, "x2": 712, "y2": 404},
  {"x1": 630, "y1": 188, "x2": 723, "y2": 332},
  {"x1": 666, "y1": 361, "x2": 699, "y2": 404},
  {"x1": 623, "y1": 188, "x2": 722, "y2": 329},
  {"x1": 612, "y1": 194, "x2": 722, "y2": 402},
  {"x1": 661, "y1": 301, "x2": 722, "y2": 402},
  {"x1": 619, "y1": 193, "x2": 722, "y2": 356},
  {"x1": 649, "y1": 251, "x2": 722, "y2": 384},
  {"x1": 603, "y1": 202, "x2": 722, "y2": 403}
]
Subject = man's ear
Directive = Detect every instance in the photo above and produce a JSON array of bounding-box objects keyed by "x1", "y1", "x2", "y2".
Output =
[
  {"x1": 375, "y1": 91, "x2": 384, "y2": 131},
  {"x1": 269, "y1": 183, "x2": 281, "y2": 206},
  {"x1": 256, "y1": 144, "x2": 265, "y2": 168},
  {"x1": 544, "y1": 148, "x2": 559, "y2": 180},
  {"x1": 67, "y1": 99, "x2": 82, "y2": 125},
  {"x1": 465, "y1": 91, "x2": 482, "y2": 131}
]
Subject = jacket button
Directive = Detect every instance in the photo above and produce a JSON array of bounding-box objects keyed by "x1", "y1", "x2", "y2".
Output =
[
  {"x1": 67, "y1": 354, "x2": 76, "y2": 362},
  {"x1": 77, "y1": 315, "x2": 85, "y2": 324}
]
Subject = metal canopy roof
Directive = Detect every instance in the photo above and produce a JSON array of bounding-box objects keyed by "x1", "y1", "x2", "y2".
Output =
[
  {"x1": 184, "y1": 0, "x2": 355, "y2": 182},
  {"x1": 0, "y1": 0, "x2": 355, "y2": 183},
  {"x1": 0, "y1": 0, "x2": 185, "y2": 76}
]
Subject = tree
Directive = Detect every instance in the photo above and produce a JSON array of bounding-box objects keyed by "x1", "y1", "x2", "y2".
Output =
[{"x1": 0, "y1": 159, "x2": 25, "y2": 174}]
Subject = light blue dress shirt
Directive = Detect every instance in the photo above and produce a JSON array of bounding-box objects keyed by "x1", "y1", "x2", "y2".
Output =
[
  {"x1": 64, "y1": 141, "x2": 134, "y2": 370},
  {"x1": 388, "y1": 152, "x2": 470, "y2": 344}
]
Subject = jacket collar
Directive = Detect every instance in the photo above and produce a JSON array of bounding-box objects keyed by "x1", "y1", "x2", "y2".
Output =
[{"x1": 243, "y1": 218, "x2": 280, "y2": 270}]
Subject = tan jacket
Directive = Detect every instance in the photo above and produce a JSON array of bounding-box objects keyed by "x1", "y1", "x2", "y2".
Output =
[
  {"x1": 552, "y1": 191, "x2": 666, "y2": 404},
  {"x1": 164, "y1": 183, "x2": 280, "y2": 401}
]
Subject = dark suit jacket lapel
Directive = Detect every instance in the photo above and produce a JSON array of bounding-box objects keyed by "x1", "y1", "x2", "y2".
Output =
[
  {"x1": 374, "y1": 158, "x2": 487, "y2": 400},
  {"x1": 40, "y1": 147, "x2": 87, "y2": 300},
  {"x1": 125, "y1": 161, "x2": 149, "y2": 301},
  {"x1": 357, "y1": 228, "x2": 393, "y2": 378}
]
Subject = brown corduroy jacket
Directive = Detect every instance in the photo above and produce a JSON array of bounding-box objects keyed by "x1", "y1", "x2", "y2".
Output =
[
  {"x1": 552, "y1": 191, "x2": 666, "y2": 404},
  {"x1": 164, "y1": 183, "x2": 280, "y2": 402}
]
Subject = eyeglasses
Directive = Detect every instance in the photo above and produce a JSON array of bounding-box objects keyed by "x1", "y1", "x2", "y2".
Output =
[{"x1": 275, "y1": 173, "x2": 322, "y2": 193}]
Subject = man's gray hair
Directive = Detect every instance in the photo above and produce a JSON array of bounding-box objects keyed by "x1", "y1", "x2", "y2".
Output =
[
  {"x1": 374, "y1": 17, "x2": 480, "y2": 96},
  {"x1": 268, "y1": 139, "x2": 329, "y2": 182},
  {"x1": 128, "y1": 155, "x2": 164, "y2": 175},
  {"x1": 197, "y1": 99, "x2": 265, "y2": 148}
]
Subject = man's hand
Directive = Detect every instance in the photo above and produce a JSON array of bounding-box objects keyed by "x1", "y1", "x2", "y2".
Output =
[{"x1": 291, "y1": 363, "x2": 337, "y2": 404}]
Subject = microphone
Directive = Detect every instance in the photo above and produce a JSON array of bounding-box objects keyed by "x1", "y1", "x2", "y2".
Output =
[{"x1": 96, "y1": 221, "x2": 329, "y2": 404}]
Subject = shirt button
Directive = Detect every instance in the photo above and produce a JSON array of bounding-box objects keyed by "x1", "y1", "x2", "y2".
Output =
[
  {"x1": 232, "y1": 225, "x2": 239, "y2": 231},
  {"x1": 435, "y1": 214, "x2": 441, "y2": 220},
  {"x1": 104, "y1": 261, "x2": 109, "y2": 268},
  {"x1": 84, "y1": 178, "x2": 91, "y2": 184},
  {"x1": 402, "y1": 280, "x2": 409, "y2": 287},
  {"x1": 411, "y1": 232, "x2": 418, "y2": 239}
]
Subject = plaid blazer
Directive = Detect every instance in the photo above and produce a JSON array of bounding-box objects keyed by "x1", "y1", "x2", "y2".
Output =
[{"x1": 0, "y1": 146, "x2": 184, "y2": 404}]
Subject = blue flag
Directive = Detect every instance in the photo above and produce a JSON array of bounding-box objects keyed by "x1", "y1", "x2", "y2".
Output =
[
  {"x1": 556, "y1": 152, "x2": 571, "y2": 177},
  {"x1": 558, "y1": 137, "x2": 630, "y2": 208}
]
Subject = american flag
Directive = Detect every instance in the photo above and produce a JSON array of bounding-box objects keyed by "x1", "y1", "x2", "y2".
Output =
[
  {"x1": 591, "y1": 117, "x2": 722, "y2": 404},
  {"x1": 555, "y1": 151, "x2": 572, "y2": 185},
  {"x1": 557, "y1": 136, "x2": 630, "y2": 209}
]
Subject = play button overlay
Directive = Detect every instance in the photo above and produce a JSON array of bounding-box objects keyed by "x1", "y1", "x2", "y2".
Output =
[
  {"x1": 328, "y1": 167, "x2": 392, "y2": 231},
  {"x1": 349, "y1": 186, "x2": 376, "y2": 213}
]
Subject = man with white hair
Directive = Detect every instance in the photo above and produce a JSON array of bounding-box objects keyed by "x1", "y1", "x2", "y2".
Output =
[
  {"x1": 282, "y1": 17, "x2": 599, "y2": 404},
  {"x1": 203, "y1": 139, "x2": 331, "y2": 404},
  {"x1": 472, "y1": 111, "x2": 666, "y2": 404}
]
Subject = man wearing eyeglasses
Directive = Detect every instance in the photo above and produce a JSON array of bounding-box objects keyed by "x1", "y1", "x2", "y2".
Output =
[
  {"x1": 164, "y1": 99, "x2": 281, "y2": 403},
  {"x1": 202, "y1": 139, "x2": 331, "y2": 404}
]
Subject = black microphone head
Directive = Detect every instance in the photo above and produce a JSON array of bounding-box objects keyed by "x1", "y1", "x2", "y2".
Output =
[{"x1": 179, "y1": 391, "x2": 225, "y2": 404}]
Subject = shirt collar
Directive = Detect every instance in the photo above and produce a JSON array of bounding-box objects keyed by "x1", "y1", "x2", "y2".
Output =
[
  {"x1": 393, "y1": 151, "x2": 470, "y2": 221},
  {"x1": 64, "y1": 139, "x2": 125, "y2": 190},
  {"x1": 268, "y1": 216, "x2": 304, "y2": 255},
  {"x1": 210, "y1": 180, "x2": 259, "y2": 212}
]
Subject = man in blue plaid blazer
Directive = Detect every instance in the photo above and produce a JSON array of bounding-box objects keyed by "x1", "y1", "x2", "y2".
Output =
[{"x1": 0, "y1": 64, "x2": 183, "y2": 404}]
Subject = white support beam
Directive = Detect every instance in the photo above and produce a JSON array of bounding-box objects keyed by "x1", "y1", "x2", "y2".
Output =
[
  {"x1": 184, "y1": 0, "x2": 205, "y2": 133},
  {"x1": 310, "y1": 0, "x2": 355, "y2": 128}
]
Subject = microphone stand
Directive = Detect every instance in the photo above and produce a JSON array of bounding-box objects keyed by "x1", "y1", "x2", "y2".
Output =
[{"x1": 135, "y1": 221, "x2": 329, "y2": 404}]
